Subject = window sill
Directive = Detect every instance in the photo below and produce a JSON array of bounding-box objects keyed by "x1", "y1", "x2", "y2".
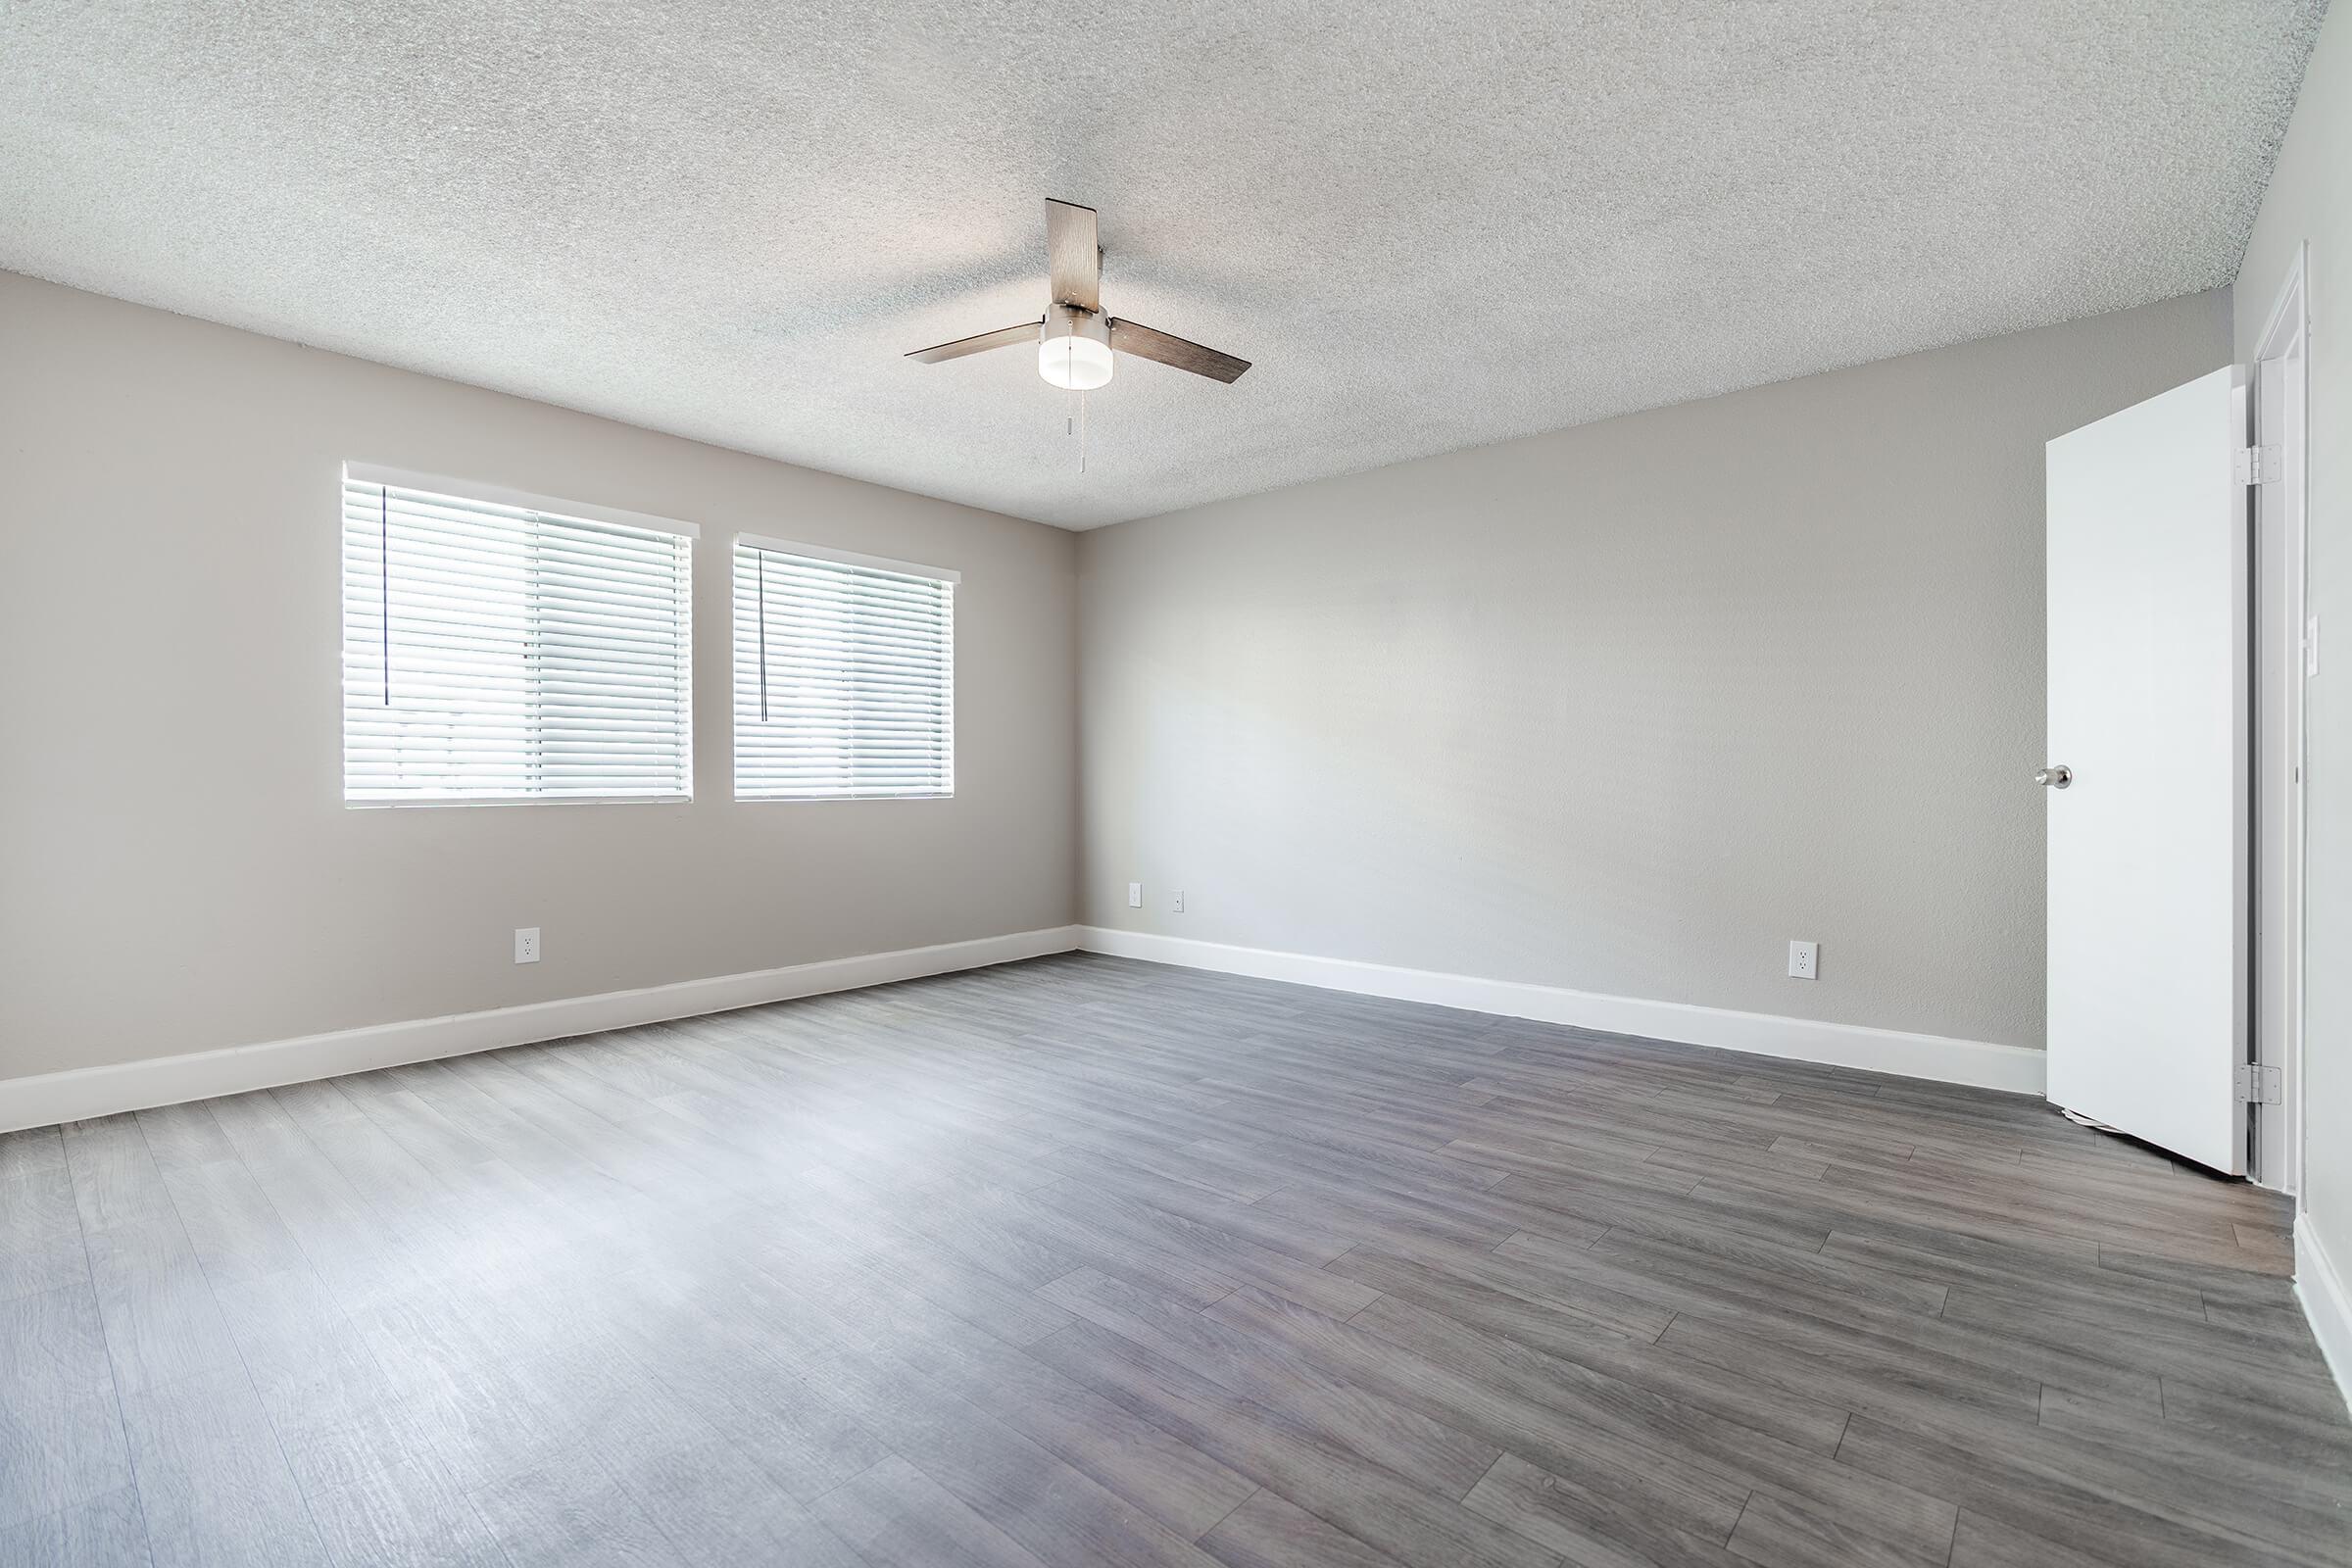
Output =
[{"x1": 344, "y1": 794, "x2": 694, "y2": 809}]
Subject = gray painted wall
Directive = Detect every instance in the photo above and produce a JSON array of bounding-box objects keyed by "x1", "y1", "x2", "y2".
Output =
[
  {"x1": 0, "y1": 272, "x2": 1079, "y2": 1082},
  {"x1": 2236, "y1": 2, "x2": 2349, "y2": 1280},
  {"x1": 1079, "y1": 289, "x2": 2233, "y2": 1052}
]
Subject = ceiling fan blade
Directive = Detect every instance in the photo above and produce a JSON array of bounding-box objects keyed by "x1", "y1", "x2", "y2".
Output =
[
  {"x1": 905, "y1": 321, "x2": 1039, "y2": 364},
  {"x1": 1106, "y1": 318, "x2": 1250, "y2": 383},
  {"x1": 1046, "y1": 199, "x2": 1101, "y2": 312}
]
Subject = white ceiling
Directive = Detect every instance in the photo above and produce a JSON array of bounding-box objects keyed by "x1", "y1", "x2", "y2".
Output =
[{"x1": 0, "y1": 2, "x2": 2323, "y2": 530}]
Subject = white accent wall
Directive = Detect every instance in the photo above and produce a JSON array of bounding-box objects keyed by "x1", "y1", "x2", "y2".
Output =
[{"x1": 1078, "y1": 289, "x2": 2232, "y2": 1056}]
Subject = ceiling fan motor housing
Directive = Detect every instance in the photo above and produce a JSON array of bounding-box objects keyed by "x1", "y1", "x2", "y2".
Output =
[{"x1": 1040, "y1": 302, "x2": 1113, "y2": 390}]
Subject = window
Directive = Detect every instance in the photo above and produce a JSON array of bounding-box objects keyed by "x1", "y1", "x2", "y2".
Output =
[
  {"x1": 341, "y1": 466, "x2": 695, "y2": 804},
  {"x1": 733, "y1": 536, "x2": 956, "y2": 800}
]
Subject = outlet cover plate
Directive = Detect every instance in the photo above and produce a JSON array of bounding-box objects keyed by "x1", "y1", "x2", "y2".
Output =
[{"x1": 1788, "y1": 940, "x2": 1818, "y2": 980}]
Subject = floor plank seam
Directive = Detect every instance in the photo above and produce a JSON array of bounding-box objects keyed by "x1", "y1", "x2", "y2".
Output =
[
  {"x1": 61, "y1": 1128, "x2": 156, "y2": 1564},
  {"x1": 1191, "y1": 1483, "x2": 1261, "y2": 1544},
  {"x1": 1722, "y1": 1488, "x2": 1759, "y2": 1548}
]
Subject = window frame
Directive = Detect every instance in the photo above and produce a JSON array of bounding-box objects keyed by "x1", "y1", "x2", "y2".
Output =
[
  {"x1": 731, "y1": 530, "x2": 959, "y2": 804},
  {"x1": 340, "y1": 462, "x2": 700, "y2": 809}
]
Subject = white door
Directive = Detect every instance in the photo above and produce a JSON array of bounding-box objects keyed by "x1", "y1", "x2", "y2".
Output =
[{"x1": 2044, "y1": 366, "x2": 2248, "y2": 1174}]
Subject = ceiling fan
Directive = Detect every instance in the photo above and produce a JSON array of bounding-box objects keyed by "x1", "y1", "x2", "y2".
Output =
[{"x1": 906, "y1": 199, "x2": 1250, "y2": 389}]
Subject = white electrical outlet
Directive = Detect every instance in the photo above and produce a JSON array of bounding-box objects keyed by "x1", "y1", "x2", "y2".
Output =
[
  {"x1": 1788, "y1": 940, "x2": 1818, "y2": 980},
  {"x1": 1173, "y1": 890, "x2": 1186, "y2": 913},
  {"x1": 1127, "y1": 882, "x2": 1143, "y2": 908},
  {"x1": 514, "y1": 927, "x2": 541, "y2": 964},
  {"x1": 2310, "y1": 614, "x2": 2322, "y2": 677}
]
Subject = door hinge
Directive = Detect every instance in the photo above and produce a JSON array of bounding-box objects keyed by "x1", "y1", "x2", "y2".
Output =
[
  {"x1": 2235, "y1": 1064, "x2": 2282, "y2": 1104},
  {"x1": 2233, "y1": 444, "x2": 2283, "y2": 485}
]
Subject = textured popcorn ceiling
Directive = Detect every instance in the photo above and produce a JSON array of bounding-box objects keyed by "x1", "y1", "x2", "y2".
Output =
[{"x1": 0, "y1": 2, "x2": 2324, "y2": 529}]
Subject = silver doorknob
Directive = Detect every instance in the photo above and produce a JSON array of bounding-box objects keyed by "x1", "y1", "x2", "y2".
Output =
[{"x1": 2034, "y1": 765, "x2": 2073, "y2": 789}]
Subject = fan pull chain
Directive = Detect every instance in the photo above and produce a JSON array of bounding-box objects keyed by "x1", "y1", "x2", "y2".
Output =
[{"x1": 1086, "y1": 250, "x2": 1097, "y2": 474}]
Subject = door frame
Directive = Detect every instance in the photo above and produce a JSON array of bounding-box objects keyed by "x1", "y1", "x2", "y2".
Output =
[{"x1": 2252, "y1": 244, "x2": 2310, "y2": 1195}]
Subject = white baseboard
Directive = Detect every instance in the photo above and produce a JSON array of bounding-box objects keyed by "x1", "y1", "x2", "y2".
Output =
[
  {"x1": 2297, "y1": 1214, "x2": 2352, "y2": 1417},
  {"x1": 0, "y1": 925, "x2": 1082, "y2": 1134},
  {"x1": 0, "y1": 920, "x2": 2044, "y2": 1131},
  {"x1": 1078, "y1": 926, "x2": 2044, "y2": 1095}
]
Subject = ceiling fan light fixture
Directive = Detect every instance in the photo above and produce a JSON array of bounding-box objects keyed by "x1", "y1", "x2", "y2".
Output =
[{"x1": 1038, "y1": 303, "x2": 1113, "y2": 390}]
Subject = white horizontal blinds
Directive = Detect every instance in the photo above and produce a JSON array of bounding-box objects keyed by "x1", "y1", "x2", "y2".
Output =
[
  {"x1": 733, "y1": 541, "x2": 955, "y2": 799},
  {"x1": 341, "y1": 475, "x2": 693, "y2": 802}
]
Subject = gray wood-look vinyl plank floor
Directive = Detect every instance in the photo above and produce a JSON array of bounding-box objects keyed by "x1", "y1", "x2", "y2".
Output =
[{"x1": 3, "y1": 952, "x2": 2343, "y2": 1566}]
